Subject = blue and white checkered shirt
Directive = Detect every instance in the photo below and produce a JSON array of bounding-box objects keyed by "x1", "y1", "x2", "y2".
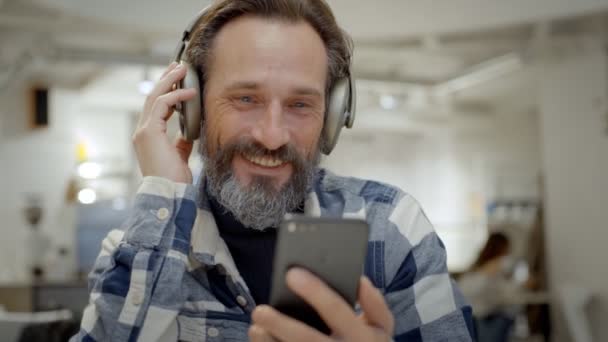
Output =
[{"x1": 71, "y1": 168, "x2": 475, "y2": 341}]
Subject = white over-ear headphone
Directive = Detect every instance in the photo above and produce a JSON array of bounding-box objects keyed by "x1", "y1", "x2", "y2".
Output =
[{"x1": 173, "y1": 7, "x2": 356, "y2": 155}]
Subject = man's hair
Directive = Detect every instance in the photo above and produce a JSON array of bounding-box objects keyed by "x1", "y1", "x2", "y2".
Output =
[
  {"x1": 472, "y1": 232, "x2": 511, "y2": 270},
  {"x1": 185, "y1": 0, "x2": 353, "y2": 100}
]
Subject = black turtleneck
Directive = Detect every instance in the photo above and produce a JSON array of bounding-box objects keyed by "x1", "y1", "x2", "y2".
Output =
[{"x1": 208, "y1": 195, "x2": 304, "y2": 305}]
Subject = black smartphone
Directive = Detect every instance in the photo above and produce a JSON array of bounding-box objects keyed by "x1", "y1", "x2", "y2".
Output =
[{"x1": 268, "y1": 216, "x2": 370, "y2": 334}]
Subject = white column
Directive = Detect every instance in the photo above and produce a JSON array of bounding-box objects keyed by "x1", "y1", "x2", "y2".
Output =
[{"x1": 538, "y1": 37, "x2": 608, "y2": 342}]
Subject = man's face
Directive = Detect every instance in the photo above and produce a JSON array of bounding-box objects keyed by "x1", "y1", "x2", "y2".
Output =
[{"x1": 201, "y1": 15, "x2": 328, "y2": 229}]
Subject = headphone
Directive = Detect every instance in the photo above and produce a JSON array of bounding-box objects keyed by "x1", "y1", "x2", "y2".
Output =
[{"x1": 173, "y1": 6, "x2": 356, "y2": 155}]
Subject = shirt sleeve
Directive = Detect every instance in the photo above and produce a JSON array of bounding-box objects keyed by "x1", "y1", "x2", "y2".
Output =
[
  {"x1": 70, "y1": 177, "x2": 198, "y2": 342},
  {"x1": 383, "y1": 194, "x2": 476, "y2": 341}
]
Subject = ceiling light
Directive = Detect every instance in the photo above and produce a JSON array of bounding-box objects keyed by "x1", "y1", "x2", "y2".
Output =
[
  {"x1": 78, "y1": 188, "x2": 97, "y2": 204},
  {"x1": 138, "y1": 80, "x2": 154, "y2": 95},
  {"x1": 379, "y1": 94, "x2": 398, "y2": 110},
  {"x1": 78, "y1": 162, "x2": 102, "y2": 179},
  {"x1": 433, "y1": 53, "x2": 522, "y2": 97}
]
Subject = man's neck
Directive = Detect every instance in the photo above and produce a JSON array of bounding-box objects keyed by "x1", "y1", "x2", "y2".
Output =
[{"x1": 208, "y1": 194, "x2": 276, "y2": 234}]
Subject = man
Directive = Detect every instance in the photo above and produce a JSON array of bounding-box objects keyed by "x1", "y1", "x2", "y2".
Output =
[{"x1": 72, "y1": 0, "x2": 475, "y2": 341}]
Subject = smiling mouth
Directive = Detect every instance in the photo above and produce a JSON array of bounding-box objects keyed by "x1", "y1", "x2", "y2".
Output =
[{"x1": 241, "y1": 153, "x2": 287, "y2": 168}]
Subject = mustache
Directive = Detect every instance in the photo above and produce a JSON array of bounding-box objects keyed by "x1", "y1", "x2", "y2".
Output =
[
  {"x1": 235, "y1": 140, "x2": 300, "y2": 162},
  {"x1": 214, "y1": 137, "x2": 309, "y2": 172}
]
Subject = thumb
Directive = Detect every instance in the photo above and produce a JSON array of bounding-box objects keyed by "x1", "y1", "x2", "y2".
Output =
[{"x1": 174, "y1": 130, "x2": 194, "y2": 163}]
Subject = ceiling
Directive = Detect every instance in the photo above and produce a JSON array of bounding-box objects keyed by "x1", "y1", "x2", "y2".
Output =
[
  {"x1": 19, "y1": 0, "x2": 608, "y2": 40},
  {"x1": 1, "y1": 0, "x2": 608, "y2": 133}
]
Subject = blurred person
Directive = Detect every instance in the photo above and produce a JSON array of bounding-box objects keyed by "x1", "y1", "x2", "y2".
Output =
[
  {"x1": 71, "y1": 0, "x2": 474, "y2": 341},
  {"x1": 459, "y1": 232, "x2": 520, "y2": 342}
]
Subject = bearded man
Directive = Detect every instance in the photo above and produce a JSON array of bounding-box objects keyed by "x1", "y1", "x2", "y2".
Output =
[{"x1": 71, "y1": 1, "x2": 474, "y2": 341}]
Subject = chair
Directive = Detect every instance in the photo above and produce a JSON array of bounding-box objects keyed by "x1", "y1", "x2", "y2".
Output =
[
  {"x1": 0, "y1": 309, "x2": 72, "y2": 342},
  {"x1": 559, "y1": 284, "x2": 594, "y2": 342}
]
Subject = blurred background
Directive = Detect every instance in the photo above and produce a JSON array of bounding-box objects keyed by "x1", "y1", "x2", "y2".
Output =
[{"x1": 0, "y1": 0, "x2": 607, "y2": 341}]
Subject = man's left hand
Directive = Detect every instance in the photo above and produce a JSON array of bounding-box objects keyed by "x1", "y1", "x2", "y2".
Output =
[{"x1": 249, "y1": 268, "x2": 394, "y2": 342}]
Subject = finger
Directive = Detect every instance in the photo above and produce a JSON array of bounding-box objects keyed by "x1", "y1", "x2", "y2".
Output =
[
  {"x1": 174, "y1": 130, "x2": 194, "y2": 162},
  {"x1": 248, "y1": 325, "x2": 277, "y2": 342},
  {"x1": 148, "y1": 63, "x2": 189, "y2": 102},
  {"x1": 149, "y1": 88, "x2": 197, "y2": 123},
  {"x1": 356, "y1": 314, "x2": 393, "y2": 342},
  {"x1": 285, "y1": 268, "x2": 363, "y2": 338},
  {"x1": 358, "y1": 276, "x2": 394, "y2": 335},
  {"x1": 252, "y1": 305, "x2": 331, "y2": 342},
  {"x1": 160, "y1": 61, "x2": 179, "y2": 80},
  {"x1": 140, "y1": 63, "x2": 189, "y2": 126}
]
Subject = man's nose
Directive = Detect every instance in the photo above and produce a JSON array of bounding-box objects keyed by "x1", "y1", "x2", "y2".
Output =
[{"x1": 251, "y1": 100, "x2": 289, "y2": 151}]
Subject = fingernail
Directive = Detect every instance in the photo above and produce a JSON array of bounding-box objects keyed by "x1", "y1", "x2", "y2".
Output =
[
  {"x1": 255, "y1": 305, "x2": 270, "y2": 313},
  {"x1": 286, "y1": 268, "x2": 309, "y2": 287},
  {"x1": 249, "y1": 324, "x2": 262, "y2": 335},
  {"x1": 252, "y1": 305, "x2": 270, "y2": 322},
  {"x1": 361, "y1": 276, "x2": 372, "y2": 287}
]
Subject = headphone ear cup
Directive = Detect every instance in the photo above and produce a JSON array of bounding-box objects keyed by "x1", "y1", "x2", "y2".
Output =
[
  {"x1": 177, "y1": 62, "x2": 202, "y2": 141},
  {"x1": 322, "y1": 78, "x2": 349, "y2": 155}
]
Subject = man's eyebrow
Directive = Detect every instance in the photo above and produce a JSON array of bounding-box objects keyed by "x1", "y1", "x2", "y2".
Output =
[
  {"x1": 292, "y1": 87, "x2": 323, "y2": 99},
  {"x1": 224, "y1": 81, "x2": 323, "y2": 99},
  {"x1": 225, "y1": 81, "x2": 260, "y2": 91}
]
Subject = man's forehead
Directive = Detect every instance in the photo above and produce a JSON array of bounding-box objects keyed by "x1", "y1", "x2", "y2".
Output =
[{"x1": 206, "y1": 15, "x2": 328, "y2": 91}]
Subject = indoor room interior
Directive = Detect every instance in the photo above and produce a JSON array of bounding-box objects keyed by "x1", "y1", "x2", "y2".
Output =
[{"x1": 0, "y1": 0, "x2": 607, "y2": 341}]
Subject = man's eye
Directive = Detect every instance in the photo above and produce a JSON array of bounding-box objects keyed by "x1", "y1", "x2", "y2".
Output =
[
  {"x1": 240, "y1": 96, "x2": 253, "y2": 103},
  {"x1": 292, "y1": 102, "x2": 308, "y2": 108}
]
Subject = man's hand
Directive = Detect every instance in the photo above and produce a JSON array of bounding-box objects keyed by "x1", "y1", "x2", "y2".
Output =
[
  {"x1": 132, "y1": 62, "x2": 198, "y2": 184},
  {"x1": 249, "y1": 268, "x2": 394, "y2": 342}
]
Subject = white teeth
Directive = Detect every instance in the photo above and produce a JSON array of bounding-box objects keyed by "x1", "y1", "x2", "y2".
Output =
[{"x1": 244, "y1": 154, "x2": 284, "y2": 167}]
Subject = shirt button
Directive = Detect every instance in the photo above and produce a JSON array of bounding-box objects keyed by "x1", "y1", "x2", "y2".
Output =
[
  {"x1": 131, "y1": 291, "x2": 143, "y2": 306},
  {"x1": 207, "y1": 327, "x2": 219, "y2": 337},
  {"x1": 157, "y1": 207, "x2": 170, "y2": 220},
  {"x1": 236, "y1": 295, "x2": 247, "y2": 307}
]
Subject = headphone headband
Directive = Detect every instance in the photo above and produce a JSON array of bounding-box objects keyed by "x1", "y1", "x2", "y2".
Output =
[{"x1": 173, "y1": 6, "x2": 210, "y2": 63}]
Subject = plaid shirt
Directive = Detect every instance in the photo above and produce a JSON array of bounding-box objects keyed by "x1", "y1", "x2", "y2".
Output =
[{"x1": 71, "y1": 168, "x2": 475, "y2": 341}]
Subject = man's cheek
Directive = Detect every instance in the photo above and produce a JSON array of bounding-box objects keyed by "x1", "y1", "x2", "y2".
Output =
[{"x1": 202, "y1": 117, "x2": 227, "y2": 156}]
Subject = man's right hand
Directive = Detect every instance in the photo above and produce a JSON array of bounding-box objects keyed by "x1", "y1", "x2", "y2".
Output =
[{"x1": 132, "y1": 62, "x2": 198, "y2": 184}]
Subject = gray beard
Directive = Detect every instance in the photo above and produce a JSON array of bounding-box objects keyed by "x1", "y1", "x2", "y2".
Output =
[{"x1": 201, "y1": 137, "x2": 320, "y2": 231}]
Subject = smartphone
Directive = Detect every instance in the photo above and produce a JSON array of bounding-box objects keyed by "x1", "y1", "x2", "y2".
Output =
[{"x1": 268, "y1": 216, "x2": 370, "y2": 334}]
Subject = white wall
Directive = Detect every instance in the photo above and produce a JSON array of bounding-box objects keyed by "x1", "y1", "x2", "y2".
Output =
[
  {"x1": 0, "y1": 84, "x2": 133, "y2": 283},
  {"x1": 538, "y1": 39, "x2": 608, "y2": 341},
  {"x1": 323, "y1": 107, "x2": 541, "y2": 271}
]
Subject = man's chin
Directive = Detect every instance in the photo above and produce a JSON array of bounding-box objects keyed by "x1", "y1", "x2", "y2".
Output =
[
  {"x1": 239, "y1": 174, "x2": 287, "y2": 194},
  {"x1": 211, "y1": 173, "x2": 293, "y2": 230}
]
